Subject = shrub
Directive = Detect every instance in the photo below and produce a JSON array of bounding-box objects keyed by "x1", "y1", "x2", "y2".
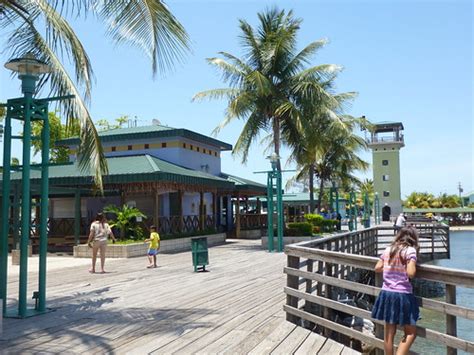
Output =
[
  {"x1": 304, "y1": 214, "x2": 324, "y2": 226},
  {"x1": 320, "y1": 219, "x2": 338, "y2": 232},
  {"x1": 286, "y1": 222, "x2": 313, "y2": 236}
]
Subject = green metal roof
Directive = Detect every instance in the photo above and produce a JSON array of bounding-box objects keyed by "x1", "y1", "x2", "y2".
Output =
[
  {"x1": 249, "y1": 192, "x2": 349, "y2": 204},
  {"x1": 371, "y1": 121, "x2": 404, "y2": 131},
  {"x1": 58, "y1": 125, "x2": 233, "y2": 151},
  {"x1": 5, "y1": 155, "x2": 235, "y2": 189},
  {"x1": 403, "y1": 207, "x2": 474, "y2": 213},
  {"x1": 220, "y1": 173, "x2": 267, "y2": 193}
]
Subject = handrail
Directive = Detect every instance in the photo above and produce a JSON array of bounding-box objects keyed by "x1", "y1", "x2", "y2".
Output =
[{"x1": 284, "y1": 224, "x2": 473, "y2": 354}]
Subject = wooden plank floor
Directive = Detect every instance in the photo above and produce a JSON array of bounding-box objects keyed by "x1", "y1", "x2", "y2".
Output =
[{"x1": 0, "y1": 239, "x2": 358, "y2": 354}]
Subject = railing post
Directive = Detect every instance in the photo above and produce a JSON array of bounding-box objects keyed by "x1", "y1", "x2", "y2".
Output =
[
  {"x1": 286, "y1": 254, "x2": 300, "y2": 325},
  {"x1": 446, "y1": 284, "x2": 457, "y2": 355},
  {"x1": 374, "y1": 272, "x2": 384, "y2": 355}
]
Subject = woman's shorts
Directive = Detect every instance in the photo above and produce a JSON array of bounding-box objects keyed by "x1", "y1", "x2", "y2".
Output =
[
  {"x1": 148, "y1": 248, "x2": 158, "y2": 256},
  {"x1": 93, "y1": 240, "x2": 107, "y2": 248},
  {"x1": 371, "y1": 290, "x2": 419, "y2": 325}
]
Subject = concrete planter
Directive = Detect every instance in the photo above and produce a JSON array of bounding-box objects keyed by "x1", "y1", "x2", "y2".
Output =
[
  {"x1": 73, "y1": 233, "x2": 226, "y2": 258},
  {"x1": 239, "y1": 229, "x2": 263, "y2": 239},
  {"x1": 261, "y1": 235, "x2": 322, "y2": 249}
]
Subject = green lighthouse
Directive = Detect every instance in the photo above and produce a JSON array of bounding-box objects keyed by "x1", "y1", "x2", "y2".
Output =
[{"x1": 367, "y1": 122, "x2": 405, "y2": 220}]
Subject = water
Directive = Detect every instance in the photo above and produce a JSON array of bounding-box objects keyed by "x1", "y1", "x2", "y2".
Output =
[{"x1": 413, "y1": 230, "x2": 474, "y2": 354}]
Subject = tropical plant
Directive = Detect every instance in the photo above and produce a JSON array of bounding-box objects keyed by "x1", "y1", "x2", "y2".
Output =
[
  {"x1": 404, "y1": 192, "x2": 436, "y2": 209},
  {"x1": 288, "y1": 115, "x2": 369, "y2": 212},
  {"x1": 404, "y1": 192, "x2": 461, "y2": 208},
  {"x1": 96, "y1": 115, "x2": 129, "y2": 131},
  {"x1": 103, "y1": 204, "x2": 147, "y2": 240},
  {"x1": 30, "y1": 111, "x2": 80, "y2": 163},
  {"x1": 194, "y1": 8, "x2": 342, "y2": 172},
  {"x1": 1, "y1": 1, "x2": 189, "y2": 188}
]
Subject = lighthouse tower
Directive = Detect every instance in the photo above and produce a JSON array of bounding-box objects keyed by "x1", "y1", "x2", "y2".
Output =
[{"x1": 367, "y1": 122, "x2": 405, "y2": 219}]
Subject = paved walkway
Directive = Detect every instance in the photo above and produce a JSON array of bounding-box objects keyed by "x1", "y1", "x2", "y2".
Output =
[{"x1": 1, "y1": 240, "x2": 358, "y2": 354}]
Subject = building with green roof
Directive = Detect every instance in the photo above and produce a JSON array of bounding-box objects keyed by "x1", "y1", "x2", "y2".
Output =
[{"x1": 3, "y1": 124, "x2": 267, "y2": 246}]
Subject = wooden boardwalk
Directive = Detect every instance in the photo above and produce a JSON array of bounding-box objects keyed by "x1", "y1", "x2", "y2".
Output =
[{"x1": 1, "y1": 240, "x2": 358, "y2": 354}]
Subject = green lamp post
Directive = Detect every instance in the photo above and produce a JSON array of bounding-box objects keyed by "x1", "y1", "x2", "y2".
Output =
[
  {"x1": 374, "y1": 192, "x2": 381, "y2": 225},
  {"x1": 363, "y1": 192, "x2": 371, "y2": 228},
  {"x1": 348, "y1": 191, "x2": 357, "y2": 231},
  {"x1": 0, "y1": 53, "x2": 72, "y2": 318},
  {"x1": 266, "y1": 153, "x2": 283, "y2": 253}
]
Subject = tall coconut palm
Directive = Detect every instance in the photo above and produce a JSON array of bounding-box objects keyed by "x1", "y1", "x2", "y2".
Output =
[
  {"x1": 193, "y1": 8, "x2": 341, "y2": 171},
  {"x1": 1, "y1": 1, "x2": 189, "y2": 188},
  {"x1": 289, "y1": 116, "x2": 369, "y2": 212}
]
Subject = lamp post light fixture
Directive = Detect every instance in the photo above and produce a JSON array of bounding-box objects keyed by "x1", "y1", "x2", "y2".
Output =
[{"x1": 0, "y1": 53, "x2": 73, "y2": 318}]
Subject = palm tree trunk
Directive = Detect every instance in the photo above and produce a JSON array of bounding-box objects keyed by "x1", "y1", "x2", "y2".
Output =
[
  {"x1": 317, "y1": 177, "x2": 325, "y2": 213},
  {"x1": 273, "y1": 117, "x2": 281, "y2": 171},
  {"x1": 309, "y1": 164, "x2": 315, "y2": 213}
]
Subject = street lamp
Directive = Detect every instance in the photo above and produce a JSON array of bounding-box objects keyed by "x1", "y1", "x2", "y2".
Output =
[
  {"x1": 374, "y1": 192, "x2": 381, "y2": 224},
  {"x1": 265, "y1": 153, "x2": 283, "y2": 252},
  {"x1": 1, "y1": 53, "x2": 59, "y2": 318}
]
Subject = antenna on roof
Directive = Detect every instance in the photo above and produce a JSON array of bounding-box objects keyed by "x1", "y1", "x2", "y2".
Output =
[{"x1": 152, "y1": 119, "x2": 161, "y2": 126}]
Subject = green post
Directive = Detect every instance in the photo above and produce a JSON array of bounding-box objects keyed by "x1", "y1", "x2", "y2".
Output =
[
  {"x1": 374, "y1": 192, "x2": 381, "y2": 224},
  {"x1": 267, "y1": 173, "x2": 274, "y2": 252},
  {"x1": 38, "y1": 111, "x2": 49, "y2": 312},
  {"x1": 363, "y1": 192, "x2": 370, "y2": 228},
  {"x1": 0, "y1": 113, "x2": 12, "y2": 316},
  {"x1": 335, "y1": 189, "x2": 340, "y2": 216},
  {"x1": 353, "y1": 192, "x2": 358, "y2": 231},
  {"x1": 276, "y1": 169, "x2": 283, "y2": 252},
  {"x1": 74, "y1": 189, "x2": 81, "y2": 245},
  {"x1": 19, "y1": 91, "x2": 32, "y2": 317}
]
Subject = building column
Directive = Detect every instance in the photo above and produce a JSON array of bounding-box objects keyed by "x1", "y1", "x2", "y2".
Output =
[
  {"x1": 212, "y1": 192, "x2": 217, "y2": 230},
  {"x1": 199, "y1": 191, "x2": 204, "y2": 231},
  {"x1": 74, "y1": 189, "x2": 81, "y2": 245},
  {"x1": 154, "y1": 189, "x2": 160, "y2": 230},
  {"x1": 236, "y1": 193, "x2": 241, "y2": 239},
  {"x1": 178, "y1": 190, "x2": 183, "y2": 233}
]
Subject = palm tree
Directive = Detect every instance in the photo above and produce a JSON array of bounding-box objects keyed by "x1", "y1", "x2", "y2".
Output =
[
  {"x1": 290, "y1": 117, "x2": 369, "y2": 212},
  {"x1": 358, "y1": 178, "x2": 374, "y2": 200},
  {"x1": 404, "y1": 192, "x2": 436, "y2": 209},
  {"x1": 193, "y1": 8, "x2": 341, "y2": 171},
  {"x1": 104, "y1": 204, "x2": 147, "y2": 240},
  {"x1": 1, "y1": 1, "x2": 189, "y2": 188}
]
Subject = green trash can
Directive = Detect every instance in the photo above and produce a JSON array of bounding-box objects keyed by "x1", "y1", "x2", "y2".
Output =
[{"x1": 191, "y1": 236, "x2": 209, "y2": 272}]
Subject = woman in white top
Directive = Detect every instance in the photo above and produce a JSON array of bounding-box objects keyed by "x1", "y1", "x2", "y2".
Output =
[{"x1": 87, "y1": 213, "x2": 116, "y2": 273}]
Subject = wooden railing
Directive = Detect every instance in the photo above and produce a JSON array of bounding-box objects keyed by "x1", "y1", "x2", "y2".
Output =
[
  {"x1": 376, "y1": 224, "x2": 450, "y2": 260},
  {"x1": 238, "y1": 214, "x2": 267, "y2": 230},
  {"x1": 284, "y1": 226, "x2": 473, "y2": 354}
]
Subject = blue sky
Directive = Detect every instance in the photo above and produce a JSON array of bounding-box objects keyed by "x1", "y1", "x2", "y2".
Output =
[{"x1": 0, "y1": 0, "x2": 472, "y2": 197}]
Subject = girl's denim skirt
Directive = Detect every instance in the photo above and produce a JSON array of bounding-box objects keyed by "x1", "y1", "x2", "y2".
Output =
[{"x1": 371, "y1": 290, "x2": 419, "y2": 325}]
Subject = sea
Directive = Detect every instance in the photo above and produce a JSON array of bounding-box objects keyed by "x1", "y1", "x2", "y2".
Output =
[{"x1": 412, "y1": 230, "x2": 474, "y2": 354}]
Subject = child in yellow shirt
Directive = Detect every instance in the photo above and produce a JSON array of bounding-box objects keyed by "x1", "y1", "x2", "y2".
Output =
[{"x1": 144, "y1": 225, "x2": 160, "y2": 268}]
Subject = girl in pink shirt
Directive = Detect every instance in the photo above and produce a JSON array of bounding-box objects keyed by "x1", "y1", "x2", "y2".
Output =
[{"x1": 372, "y1": 227, "x2": 420, "y2": 355}]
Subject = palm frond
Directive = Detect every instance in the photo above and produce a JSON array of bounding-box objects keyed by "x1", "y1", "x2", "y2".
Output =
[
  {"x1": 96, "y1": 0, "x2": 189, "y2": 76},
  {"x1": 7, "y1": 20, "x2": 107, "y2": 189}
]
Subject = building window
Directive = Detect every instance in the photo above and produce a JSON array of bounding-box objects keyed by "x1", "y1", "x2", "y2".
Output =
[
  {"x1": 214, "y1": 152, "x2": 217, "y2": 157},
  {"x1": 128, "y1": 145, "x2": 132, "y2": 151},
  {"x1": 203, "y1": 149, "x2": 206, "y2": 154},
  {"x1": 144, "y1": 144, "x2": 149, "y2": 149},
  {"x1": 161, "y1": 142, "x2": 167, "y2": 148},
  {"x1": 111, "y1": 146, "x2": 116, "y2": 152},
  {"x1": 190, "y1": 144, "x2": 193, "y2": 150},
  {"x1": 209, "y1": 150, "x2": 212, "y2": 155},
  {"x1": 183, "y1": 143, "x2": 186, "y2": 148},
  {"x1": 383, "y1": 175, "x2": 389, "y2": 181},
  {"x1": 382, "y1": 160, "x2": 389, "y2": 166},
  {"x1": 197, "y1": 147, "x2": 200, "y2": 152},
  {"x1": 383, "y1": 191, "x2": 390, "y2": 197}
]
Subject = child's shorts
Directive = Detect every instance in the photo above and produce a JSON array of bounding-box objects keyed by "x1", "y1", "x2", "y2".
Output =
[
  {"x1": 148, "y1": 249, "x2": 158, "y2": 256},
  {"x1": 371, "y1": 290, "x2": 419, "y2": 325}
]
